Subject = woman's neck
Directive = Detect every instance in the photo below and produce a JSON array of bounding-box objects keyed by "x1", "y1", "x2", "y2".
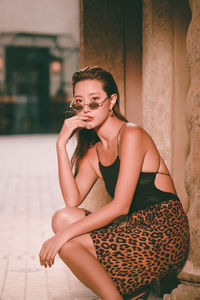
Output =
[{"x1": 95, "y1": 117, "x2": 125, "y2": 146}]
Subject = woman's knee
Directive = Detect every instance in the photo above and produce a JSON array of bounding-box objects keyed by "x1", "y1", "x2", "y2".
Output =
[{"x1": 52, "y1": 206, "x2": 86, "y2": 233}]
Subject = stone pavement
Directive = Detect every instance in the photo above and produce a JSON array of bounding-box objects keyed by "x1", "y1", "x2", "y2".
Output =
[{"x1": 0, "y1": 134, "x2": 161, "y2": 300}]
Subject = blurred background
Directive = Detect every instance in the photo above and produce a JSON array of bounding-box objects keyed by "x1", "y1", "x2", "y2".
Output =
[{"x1": 0, "y1": 0, "x2": 79, "y2": 135}]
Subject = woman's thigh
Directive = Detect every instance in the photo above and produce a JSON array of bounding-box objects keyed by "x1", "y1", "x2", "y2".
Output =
[{"x1": 72, "y1": 233, "x2": 97, "y2": 258}]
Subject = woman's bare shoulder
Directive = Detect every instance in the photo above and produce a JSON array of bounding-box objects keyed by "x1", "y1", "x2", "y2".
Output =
[
  {"x1": 121, "y1": 123, "x2": 159, "y2": 156},
  {"x1": 121, "y1": 122, "x2": 147, "y2": 140},
  {"x1": 118, "y1": 123, "x2": 154, "y2": 156}
]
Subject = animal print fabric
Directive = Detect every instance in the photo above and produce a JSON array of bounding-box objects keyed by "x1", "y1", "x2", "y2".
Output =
[{"x1": 84, "y1": 198, "x2": 189, "y2": 298}]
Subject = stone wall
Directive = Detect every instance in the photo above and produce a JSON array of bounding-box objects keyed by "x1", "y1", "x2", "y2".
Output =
[
  {"x1": 80, "y1": 0, "x2": 125, "y2": 114},
  {"x1": 142, "y1": 0, "x2": 191, "y2": 211},
  {"x1": 171, "y1": 0, "x2": 191, "y2": 212}
]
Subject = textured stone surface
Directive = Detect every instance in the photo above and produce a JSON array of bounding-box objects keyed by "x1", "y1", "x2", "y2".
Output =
[
  {"x1": 142, "y1": 0, "x2": 191, "y2": 211},
  {"x1": 142, "y1": 0, "x2": 173, "y2": 169},
  {"x1": 164, "y1": 284, "x2": 200, "y2": 300},
  {"x1": 80, "y1": 0, "x2": 125, "y2": 114},
  {"x1": 171, "y1": 0, "x2": 191, "y2": 212},
  {"x1": 183, "y1": 0, "x2": 200, "y2": 275},
  {"x1": 164, "y1": 0, "x2": 200, "y2": 298}
]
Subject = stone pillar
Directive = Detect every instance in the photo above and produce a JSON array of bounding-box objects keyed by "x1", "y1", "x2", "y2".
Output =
[
  {"x1": 142, "y1": 0, "x2": 173, "y2": 170},
  {"x1": 171, "y1": 0, "x2": 191, "y2": 212},
  {"x1": 164, "y1": 0, "x2": 200, "y2": 299},
  {"x1": 142, "y1": 0, "x2": 190, "y2": 212},
  {"x1": 80, "y1": 0, "x2": 125, "y2": 114}
]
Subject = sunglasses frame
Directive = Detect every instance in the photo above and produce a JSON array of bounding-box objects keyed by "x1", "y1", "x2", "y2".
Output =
[{"x1": 70, "y1": 96, "x2": 110, "y2": 112}]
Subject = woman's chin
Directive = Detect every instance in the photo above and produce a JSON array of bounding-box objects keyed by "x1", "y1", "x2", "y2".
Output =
[{"x1": 85, "y1": 123, "x2": 93, "y2": 129}]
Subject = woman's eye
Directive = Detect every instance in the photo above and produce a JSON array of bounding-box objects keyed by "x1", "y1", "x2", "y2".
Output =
[
  {"x1": 91, "y1": 97, "x2": 99, "y2": 101},
  {"x1": 74, "y1": 99, "x2": 83, "y2": 104}
]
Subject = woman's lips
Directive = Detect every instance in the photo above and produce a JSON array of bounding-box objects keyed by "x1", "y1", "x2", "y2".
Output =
[{"x1": 85, "y1": 116, "x2": 94, "y2": 122}]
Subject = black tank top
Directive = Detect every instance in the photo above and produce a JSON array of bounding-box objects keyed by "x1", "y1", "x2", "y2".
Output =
[{"x1": 97, "y1": 124, "x2": 179, "y2": 213}]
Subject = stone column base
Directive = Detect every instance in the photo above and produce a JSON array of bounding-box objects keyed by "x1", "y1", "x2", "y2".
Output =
[{"x1": 163, "y1": 283, "x2": 200, "y2": 300}]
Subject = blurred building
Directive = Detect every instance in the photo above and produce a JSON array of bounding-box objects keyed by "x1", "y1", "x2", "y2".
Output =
[{"x1": 0, "y1": 0, "x2": 79, "y2": 134}]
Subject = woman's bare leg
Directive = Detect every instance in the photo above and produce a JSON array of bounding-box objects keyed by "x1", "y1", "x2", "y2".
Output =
[
  {"x1": 52, "y1": 207, "x2": 123, "y2": 300},
  {"x1": 59, "y1": 240, "x2": 122, "y2": 300}
]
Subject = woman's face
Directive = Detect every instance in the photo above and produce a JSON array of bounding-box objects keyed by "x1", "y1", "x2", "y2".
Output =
[{"x1": 73, "y1": 79, "x2": 114, "y2": 129}]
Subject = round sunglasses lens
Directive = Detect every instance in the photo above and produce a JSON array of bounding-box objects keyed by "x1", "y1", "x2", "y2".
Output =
[
  {"x1": 88, "y1": 102, "x2": 99, "y2": 109},
  {"x1": 73, "y1": 104, "x2": 83, "y2": 111}
]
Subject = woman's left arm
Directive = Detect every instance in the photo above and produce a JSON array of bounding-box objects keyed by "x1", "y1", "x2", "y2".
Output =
[{"x1": 39, "y1": 126, "x2": 146, "y2": 267}]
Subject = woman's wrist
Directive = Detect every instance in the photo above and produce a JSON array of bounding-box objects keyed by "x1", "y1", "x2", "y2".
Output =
[
  {"x1": 56, "y1": 139, "x2": 68, "y2": 150},
  {"x1": 58, "y1": 229, "x2": 71, "y2": 243}
]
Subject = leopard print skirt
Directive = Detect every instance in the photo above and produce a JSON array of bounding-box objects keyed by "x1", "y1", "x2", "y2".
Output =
[{"x1": 85, "y1": 198, "x2": 189, "y2": 298}]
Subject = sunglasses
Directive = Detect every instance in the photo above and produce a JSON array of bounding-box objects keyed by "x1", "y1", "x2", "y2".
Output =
[{"x1": 70, "y1": 96, "x2": 109, "y2": 112}]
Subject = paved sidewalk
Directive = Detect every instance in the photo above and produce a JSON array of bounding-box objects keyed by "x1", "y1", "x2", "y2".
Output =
[
  {"x1": 0, "y1": 134, "x2": 161, "y2": 300},
  {"x1": 0, "y1": 135, "x2": 98, "y2": 300}
]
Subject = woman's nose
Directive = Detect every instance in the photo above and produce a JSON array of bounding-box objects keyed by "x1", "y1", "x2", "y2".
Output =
[{"x1": 82, "y1": 103, "x2": 90, "y2": 113}]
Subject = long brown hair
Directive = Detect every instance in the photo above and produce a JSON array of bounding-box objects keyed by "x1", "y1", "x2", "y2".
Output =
[{"x1": 70, "y1": 66, "x2": 127, "y2": 175}]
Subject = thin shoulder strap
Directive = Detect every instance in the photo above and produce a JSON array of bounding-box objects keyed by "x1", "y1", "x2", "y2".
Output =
[
  {"x1": 96, "y1": 142, "x2": 100, "y2": 161},
  {"x1": 156, "y1": 156, "x2": 170, "y2": 176},
  {"x1": 117, "y1": 122, "x2": 127, "y2": 154},
  {"x1": 156, "y1": 156, "x2": 161, "y2": 173}
]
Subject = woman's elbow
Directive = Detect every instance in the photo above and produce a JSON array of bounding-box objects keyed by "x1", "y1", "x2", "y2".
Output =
[
  {"x1": 120, "y1": 207, "x2": 130, "y2": 216},
  {"x1": 114, "y1": 203, "x2": 130, "y2": 217}
]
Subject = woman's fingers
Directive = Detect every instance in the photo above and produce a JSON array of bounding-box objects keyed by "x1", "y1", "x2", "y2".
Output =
[
  {"x1": 39, "y1": 243, "x2": 50, "y2": 267},
  {"x1": 57, "y1": 114, "x2": 93, "y2": 146},
  {"x1": 39, "y1": 231, "x2": 67, "y2": 269},
  {"x1": 39, "y1": 248, "x2": 47, "y2": 266},
  {"x1": 39, "y1": 252, "x2": 55, "y2": 268},
  {"x1": 58, "y1": 117, "x2": 89, "y2": 144},
  {"x1": 46, "y1": 258, "x2": 53, "y2": 268},
  {"x1": 47, "y1": 258, "x2": 55, "y2": 267},
  {"x1": 39, "y1": 241, "x2": 58, "y2": 268},
  {"x1": 65, "y1": 117, "x2": 88, "y2": 130}
]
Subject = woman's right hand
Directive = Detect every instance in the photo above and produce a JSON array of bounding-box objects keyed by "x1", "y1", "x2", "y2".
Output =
[{"x1": 57, "y1": 115, "x2": 91, "y2": 148}]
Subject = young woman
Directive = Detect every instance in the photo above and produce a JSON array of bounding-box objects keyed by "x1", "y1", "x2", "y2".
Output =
[{"x1": 39, "y1": 66, "x2": 189, "y2": 300}]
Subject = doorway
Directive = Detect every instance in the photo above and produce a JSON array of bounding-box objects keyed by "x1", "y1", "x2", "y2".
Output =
[{"x1": 5, "y1": 46, "x2": 51, "y2": 134}]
